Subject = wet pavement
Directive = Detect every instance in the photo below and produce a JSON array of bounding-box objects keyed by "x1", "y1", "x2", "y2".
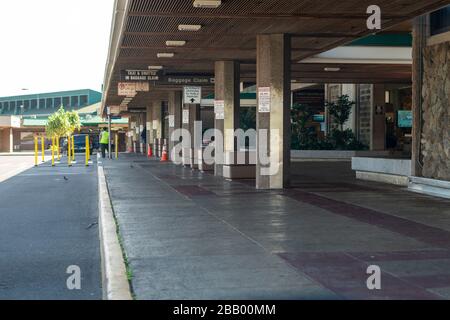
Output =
[{"x1": 103, "y1": 154, "x2": 450, "y2": 300}]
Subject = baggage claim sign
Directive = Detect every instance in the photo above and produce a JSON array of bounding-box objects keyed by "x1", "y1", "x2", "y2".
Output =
[{"x1": 120, "y1": 70, "x2": 215, "y2": 86}]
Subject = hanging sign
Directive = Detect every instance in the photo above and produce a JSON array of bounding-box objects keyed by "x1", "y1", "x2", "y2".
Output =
[
  {"x1": 118, "y1": 82, "x2": 149, "y2": 96},
  {"x1": 183, "y1": 86, "x2": 202, "y2": 104},
  {"x1": 258, "y1": 87, "x2": 271, "y2": 113},
  {"x1": 121, "y1": 70, "x2": 161, "y2": 82},
  {"x1": 214, "y1": 100, "x2": 225, "y2": 120},
  {"x1": 182, "y1": 109, "x2": 190, "y2": 124}
]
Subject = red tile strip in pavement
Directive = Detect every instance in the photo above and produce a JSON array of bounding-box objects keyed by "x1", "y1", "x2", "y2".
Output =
[{"x1": 285, "y1": 190, "x2": 450, "y2": 248}]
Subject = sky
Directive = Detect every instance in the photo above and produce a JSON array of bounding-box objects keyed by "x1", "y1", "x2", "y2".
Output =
[{"x1": 0, "y1": 0, "x2": 114, "y2": 97}]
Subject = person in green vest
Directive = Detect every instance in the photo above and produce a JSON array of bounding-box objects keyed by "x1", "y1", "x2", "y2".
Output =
[{"x1": 100, "y1": 128, "x2": 110, "y2": 158}]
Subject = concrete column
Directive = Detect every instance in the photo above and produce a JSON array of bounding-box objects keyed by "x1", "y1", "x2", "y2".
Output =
[
  {"x1": 8, "y1": 128, "x2": 13, "y2": 153},
  {"x1": 182, "y1": 104, "x2": 191, "y2": 166},
  {"x1": 189, "y1": 104, "x2": 201, "y2": 169},
  {"x1": 256, "y1": 34, "x2": 291, "y2": 189},
  {"x1": 152, "y1": 101, "x2": 162, "y2": 156},
  {"x1": 168, "y1": 91, "x2": 182, "y2": 162},
  {"x1": 214, "y1": 60, "x2": 240, "y2": 177},
  {"x1": 146, "y1": 105, "x2": 154, "y2": 153}
]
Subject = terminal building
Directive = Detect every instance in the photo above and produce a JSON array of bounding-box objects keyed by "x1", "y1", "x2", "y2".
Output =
[
  {"x1": 102, "y1": 1, "x2": 450, "y2": 198},
  {"x1": 0, "y1": 89, "x2": 128, "y2": 152}
]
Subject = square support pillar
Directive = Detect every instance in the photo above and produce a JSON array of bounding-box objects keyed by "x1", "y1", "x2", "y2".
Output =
[
  {"x1": 214, "y1": 60, "x2": 240, "y2": 177},
  {"x1": 152, "y1": 101, "x2": 162, "y2": 157},
  {"x1": 190, "y1": 104, "x2": 201, "y2": 169},
  {"x1": 168, "y1": 91, "x2": 182, "y2": 162},
  {"x1": 181, "y1": 104, "x2": 201, "y2": 168},
  {"x1": 256, "y1": 34, "x2": 291, "y2": 189},
  {"x1": 146, "y1": 105, "x2": 154, "y2": 152}
]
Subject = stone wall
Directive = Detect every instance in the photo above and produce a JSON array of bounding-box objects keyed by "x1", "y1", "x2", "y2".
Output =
[{"x1": 421, "y1": 41, "x2": 450, "y2": 181}]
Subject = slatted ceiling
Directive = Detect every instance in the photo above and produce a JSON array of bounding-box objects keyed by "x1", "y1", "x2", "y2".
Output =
[{"x1": 104, "y1": 0, "x2": 450, "y2": 107}]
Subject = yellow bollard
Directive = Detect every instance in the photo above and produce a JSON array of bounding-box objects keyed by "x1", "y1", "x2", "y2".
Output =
[
  {"x1": 85, "y1": 135, "x2": 89, "y2": 167},
  {"x1": 57, "y1": 137, "x2": 60, "y2": 161},
  {"x1": 68, "y1": 135, "x2": 72, "y2": 167},
  {"x1": 115, "y1": 134, "x2": 119, "y2": 159},
  {"x1": 87, "y1": 135, "x2": 91, "y2": 162},
  {"x1": 72, "y1": 135, "x2": 75, "y2": 162},
  {"x1": 41, "y1": 136, "x2": 45, "y2": 163},
  {"x1": 52, "y1": 137, "x2": 55, "y2": 167},
  {"x1": 34, "y1": 136, "x2": 38, "y2": 167}
]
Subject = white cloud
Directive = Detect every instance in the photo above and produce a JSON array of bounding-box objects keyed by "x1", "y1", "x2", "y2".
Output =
[{"x1": 0, "y1": 0, "x2": 114, "y2": 97}]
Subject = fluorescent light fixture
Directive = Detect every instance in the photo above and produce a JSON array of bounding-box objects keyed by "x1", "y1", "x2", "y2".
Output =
[
  {"x1": 166, "y1": 40, "x2": 186, "y2": 47},
  {"x1": 148, "y1": 65, "x2": 163, "y2": 70},
  {"x1": 178, "y1": 24, "x2": 202, "y2": 32},
  {"x1": 193, "y1": 0, "x2": 221, "y2": 8},
  {"x1": 324, "y1": 67, "x2": 341, "y2": 72},
  {"x1": 157, "y1": 53, "x2": 175, "y2": 58}
]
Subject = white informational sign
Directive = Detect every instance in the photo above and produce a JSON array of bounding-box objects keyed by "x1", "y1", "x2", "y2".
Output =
[
  {"x1": 146, "y1": 122, "x2": 151, "y2": 130},
  {"x1": 118, "y1": 82, "x2": 149, "y2": 96},
  {"x1": 140, "y1": 125, "x2": 144, "y2": 133},
  {"x1": 153, "y1": 120, "x2": 158, "y2": 128},
  {"x1": 131, "y1": 122, "x2": 136, "y2": 129},
  {"x1": 258, "y1": 87, "x2": 271, "y2": 113},
  {"x1": 183, "y1": 86, "x2": 202, "y2": 104},
  {"x1": 183, "y1": 109, "x2": 190, "y2": 124},
  {"x1": 214, "y1": 100, "x2": 225, "y2": 120},
  {"x1": 169, "y1": 115, "x2": 175, "y2": 128}
]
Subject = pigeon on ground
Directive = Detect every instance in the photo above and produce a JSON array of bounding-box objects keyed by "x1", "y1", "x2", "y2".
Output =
[{"x1": 64, "y1": 176, "x2": 69, "y2": 181}]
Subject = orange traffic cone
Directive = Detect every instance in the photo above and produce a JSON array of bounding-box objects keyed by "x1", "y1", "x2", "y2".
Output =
[
  {"x1": 160, "y1": 145, "x2": 168, "y2": 162},
  {"x1": 148, "y1": 144, "x2": 153, "y2": 158}
]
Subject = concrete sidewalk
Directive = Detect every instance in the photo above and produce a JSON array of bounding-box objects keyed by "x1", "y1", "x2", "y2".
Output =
[{"x1": 103, "y1": 154, "x2": 450, "y2": 300}]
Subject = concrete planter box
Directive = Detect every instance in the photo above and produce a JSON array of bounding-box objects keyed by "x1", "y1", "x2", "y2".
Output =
[
  {"x1": 352, "y1": 157, "x2": 412, "y2": 186},
  {"x1": 223, "y1": 151, "x2": 256, "y2": 179},
  {"x1": 291, "y1": 150, "x2": 391, "y2": 161},
  {"x1": 409, "y1": 176, "x2": 450, "y2": 199}
]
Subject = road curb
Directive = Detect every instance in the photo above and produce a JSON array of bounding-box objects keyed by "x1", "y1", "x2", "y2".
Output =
[{"x1": 98, "y1": 165, "x2": 133, "y2": 300}]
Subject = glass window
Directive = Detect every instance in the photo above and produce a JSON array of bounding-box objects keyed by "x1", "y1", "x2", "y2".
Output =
[
  {"x1": 80, "y1": 95, "x2": 88, "y2": 106},
  {"x1": 71, "y1": 96, "x2": 79, "y2": 108},
  {"x1": 39, "y1": 99, "x2": 45, "y2": 109},
  {"x1": 54, "y1": 97, "x2": 62, "y2": 108},
  {"x1": 46, "y1": 98, "x2": 53, "y2": 108},
  {"x1": 24, "y1": 100, "x2": 30, "y2": 111},
  {"x1": 430, "y1": 7, "x2": 450, "y2": 36},
  {"x1": 63, "y1": 97, "x2": 70, "y2": 108},
  {"x1": 31, "y1": 99, "x2": 37, "y2": 109}
]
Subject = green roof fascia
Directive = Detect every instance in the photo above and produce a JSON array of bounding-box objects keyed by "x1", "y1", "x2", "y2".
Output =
[
  {"x1": 0, "y1": 89, "x2": 102, "y2": 103},
  {"x1": 347, "y1": 34, "x2": 412, "y2": 47},
  {"x1": 204, "y1": 92, "x2": 257, "y2": 100}
]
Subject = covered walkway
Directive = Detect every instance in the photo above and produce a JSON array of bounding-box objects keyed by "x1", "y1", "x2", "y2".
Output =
[{"x1": 103, "y1": 154, "x2": 450, "y2": 300}]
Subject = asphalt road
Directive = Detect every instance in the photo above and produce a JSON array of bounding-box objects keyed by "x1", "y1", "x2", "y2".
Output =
[{"x1": 0, "y1": 155, "x2": 102, "y2": 300}]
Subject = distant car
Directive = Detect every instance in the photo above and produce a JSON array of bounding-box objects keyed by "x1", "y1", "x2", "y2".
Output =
[{"x1": 62, "y1": 134, "x2": 93, "y2": 155}]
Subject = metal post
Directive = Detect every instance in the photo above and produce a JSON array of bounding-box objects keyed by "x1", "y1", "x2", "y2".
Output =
[
  {"x1": 41, "y1": 136, "x2": 45, "y2": 163},
  {"x1": 52, "y1": 137, "x2": 55, "y2": 167},
  {"x1": 108, "y1": 115, "x2": 112, "y2": 159},
  {"x1": 34, "y1": 136, "x2": 38, "y2": 167},
  {"x1": 85, "y1": 135, "x2": 89, "y2": 166},
  {"x1": 115, "y1": 133, "x2": 119, "y2": 159},
  {"x1": 72, "y1": 135, "x2": 75, "y2": 162},
  {"x1": 68, "y1": 135, "x2": 72, "y2": 167},
  {"x1": 57, "y1": 136, "x2": 60, "y2": 161}
]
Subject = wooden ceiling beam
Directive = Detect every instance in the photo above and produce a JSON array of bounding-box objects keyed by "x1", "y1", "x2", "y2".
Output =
[
  {"x1": 120, "y1": 46, "x2": 319, "y2": 52},
  {"x1": 128, "y1": 11, "x2": 407, "y2": 20},
  {"x1": 123, "y1": 31, "x2": 358, "y2": 38}
]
